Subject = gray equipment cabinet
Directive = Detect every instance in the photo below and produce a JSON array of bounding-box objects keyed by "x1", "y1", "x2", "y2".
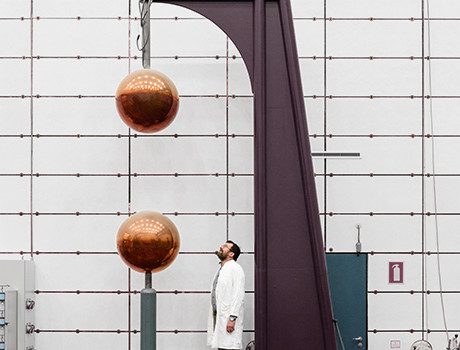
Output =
[{"x1": 0, "y1": 261, "x2": 35, "y2": 350}]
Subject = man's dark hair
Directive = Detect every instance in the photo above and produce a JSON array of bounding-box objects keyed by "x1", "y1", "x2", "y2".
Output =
[{"x1": 227, "y1": 240, "x2": 241, "y2": 261}]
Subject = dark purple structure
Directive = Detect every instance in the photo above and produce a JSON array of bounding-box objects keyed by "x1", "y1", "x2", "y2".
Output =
[{"x1": 163, "y1": 1, "x2": 337, "y2": 349}]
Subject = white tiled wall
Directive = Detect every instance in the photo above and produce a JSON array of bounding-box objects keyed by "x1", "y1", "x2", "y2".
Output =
[{"x1": 1, "y1": 0, "x2": 459, "y2": 349}]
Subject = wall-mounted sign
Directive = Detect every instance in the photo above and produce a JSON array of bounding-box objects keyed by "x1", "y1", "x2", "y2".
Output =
[
  {"x1": 390, "y1": 340, "x2": 401, "y2": 348},
  {"x1": 389, "y1": 262, "x2": 404, "y2": 284}
]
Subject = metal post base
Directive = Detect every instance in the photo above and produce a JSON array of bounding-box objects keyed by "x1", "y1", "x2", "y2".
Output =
[{"x1": 141, "y1": 287, "x2": 156, "y2": 350}]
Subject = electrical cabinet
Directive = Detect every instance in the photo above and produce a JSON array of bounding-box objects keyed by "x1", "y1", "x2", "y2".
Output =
[{"x1": 0, "y1": 261, "x2": 35, "y2": 350}]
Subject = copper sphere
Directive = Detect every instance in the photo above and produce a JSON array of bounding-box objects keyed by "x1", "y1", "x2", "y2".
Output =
[
  {"x1": 115, "y1": 69, "x2": 179, "y2": 133},
  {"x1": 116, "y1": 211, "x2": 180, "y2": 273}
]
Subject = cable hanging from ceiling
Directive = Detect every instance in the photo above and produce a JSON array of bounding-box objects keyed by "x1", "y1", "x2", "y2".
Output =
[{"x1": 424, "y1": 0, "x2": 449, "y2": 345}]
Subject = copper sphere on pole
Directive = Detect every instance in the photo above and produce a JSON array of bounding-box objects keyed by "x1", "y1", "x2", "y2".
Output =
[
  {"x1": 116, "y1": 211, "x2": 180, "y2": 273},
  {"x1": 115, "y1": 69, "x2": 180, "y2": 133}
]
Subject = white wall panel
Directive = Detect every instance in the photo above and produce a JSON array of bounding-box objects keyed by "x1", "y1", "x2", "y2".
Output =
[
  {"x1": 327, "y1": 21, "x2": 421, "y2": 57},
  {"x1": 0, "y1": 177, "x2": 30, "y2": 212},
  {"x1": 0, "y1": 60, "x2": 30, "y2": 95},
  {"x1": 34, "y1": 59, "x2": 127, "y2": 95},
  {"x1": 426, "y1": 1, "x2": 460, "y2": 18},
  {"x1": 299, "y1": 59, "x2": 324, "y2": 95},
  {"x1": 33, "y1": 98, "x2": 126, "y2": 134},
  {"x1": 0, "y1": 20, "x2": 29, "y2": 56},
  {"x1": 424, "y1": 216, "x2": 460, "y2": 252},
  {"x1": 294, "y1": 21, "x2": 324, "y2": 56},
  {"x1": 309, "y1": 136, "x2": 324, "y2": 153},
  {"x1": 424, "y1": 60, "x2": 460, "y2": 96},
  {"x1": 228, "y1": 176, "x2": 254, "y2": 213},
  {"x1": 0, "y1": 99, "x2": 30, "y2": 133},
  {"x1": 131, "y1": 177, "x2": 226, "y2": 212},
  {"x1": 36, "y1": 294, "x2": 128, "y2": 329},
  {"x1": 368, "y1": 294, "x2": 422, "y2": 329},
  {"x1": 327, "y1": 60, "x2": 421, "y2": 96},
  {"x1": 35, "y1": 255, "x2": 128, "y2": 290},
  {"x1": 35, "y1": 0, "x2": 127, "y2": 17},
  {"x1": 327, "y1": 1, "x2": 420, "y2": 17},
  {"x1": 425, "y1": 255, "x2": 460, "y2": 291},
  {"x1": 422, "y1": 99, "x2": 460, "y2": 134},
  {"x1": 0, "y1": 216, "x2": 30, "y2": 251},
  {"x1": 423, "y1": 137, "x2": 460, "y2": 173},
  {"x1": 33, "y1": 215, "x2": 122, "y2": 251},
  {"x1": 228, "y1": 137, "x2": 253, "y2": 173},
  {"x1": 228, "y1": 98, "x2": 254, "y2": 134},
  {"x1": 327, "y1": 177, "x2": 421, "y2": 212},
  {"x1": 327, "y1": 98, "x2": 422, "y2": 135},
  {"x1": 34, "y1": 20, "x2": 128, "y2": 56},
  {"x1": 132, "y1": 137, "x2": 226, "y2": 173},
  {"x1": 34, "y1": 137, "x2": 128, "y2": 173},
  {"x1": 0, "y1": 137, "x2": 30, "y2": 172},
  {"x1": 0, "y1": 0, "x2": 29, "y2": 17},
  {"x1": 425, "y1": 177, "x2": 460, "y2": 212},
  {"x1": 291, "y1": 0, "x2": 323, "y2": 18},
  {"x1": 426, "y1": 21, "x2": 460, "y2": 57},
  {"x1": 36, "y1": 333, "x2": 128, "y2": 350},
  {"x1": 33, "y1": 177, "x2": 127, "y2": 212}
]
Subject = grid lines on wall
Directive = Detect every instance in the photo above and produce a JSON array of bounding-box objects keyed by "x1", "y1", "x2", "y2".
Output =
[
  {"x1": 0, "y1": 1, "x2": 254, "y2": 349},
  {"x1": 290, "y1": 0, "x2": 460, "y2": 349}
]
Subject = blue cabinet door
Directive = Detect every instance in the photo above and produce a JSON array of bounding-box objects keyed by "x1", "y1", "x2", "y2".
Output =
[{"x1": 326, "y1": 253, "x2": 367, "y2": 350}]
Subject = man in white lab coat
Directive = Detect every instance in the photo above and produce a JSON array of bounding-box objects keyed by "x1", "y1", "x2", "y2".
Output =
[
  {"x1": 451, "y1": 334, "x2": 459, "y2": 350},
  {"x1": 207, "y1": 240, "x2": 245, "y2": 350}
]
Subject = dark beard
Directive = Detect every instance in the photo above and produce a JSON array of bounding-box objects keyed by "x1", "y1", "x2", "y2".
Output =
[{"x1": 216, "y1": 250, "x2": 226, "y2": 261}]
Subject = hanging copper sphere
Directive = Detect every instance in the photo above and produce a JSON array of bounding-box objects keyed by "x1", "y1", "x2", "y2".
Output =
[
  {"x1": 116, "y1": 211, "x2": 180, "y2": 273},
  {"x1": 115, "y1": 69, "x2": 179, "y2": 133}
]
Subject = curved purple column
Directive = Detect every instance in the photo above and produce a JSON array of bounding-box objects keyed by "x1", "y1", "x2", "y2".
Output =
[{"x1": 162, "y1": 1, "x2": 337, "y2": 349}]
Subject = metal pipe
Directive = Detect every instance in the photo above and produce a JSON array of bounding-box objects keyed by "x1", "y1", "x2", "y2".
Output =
[
  {"x1": 141, "y1": 288, "x2": 156, "y2": 350},
  {"x1": 140, "y1": 0, "x2": 151, "y2": 69},
  {"x1": 145, "y1": 271, "x2": 152, "y2": 289},
  {"x1": 141, "y1": 272, "x2": 155, "y2": 350}
]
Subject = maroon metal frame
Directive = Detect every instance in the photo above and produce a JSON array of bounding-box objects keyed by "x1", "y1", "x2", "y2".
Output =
[{"x1": 161, "y1": 1, "x2": 337, "y2": 349}]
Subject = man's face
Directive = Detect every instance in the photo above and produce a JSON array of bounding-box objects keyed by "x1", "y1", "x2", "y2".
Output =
[{"x1": 217, "y1": 242, "x2": 234, "y2": 261}]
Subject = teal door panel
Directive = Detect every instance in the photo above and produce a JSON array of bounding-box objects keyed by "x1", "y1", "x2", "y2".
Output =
[{"x1": 326, "y1": 253, "x2": 367, "y2": 350}]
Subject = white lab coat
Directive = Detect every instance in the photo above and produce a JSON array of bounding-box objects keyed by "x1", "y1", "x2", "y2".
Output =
[
  {"x1": 207, "y1": 260, "x2": 245, "y2": 349},
  {"x1": 452, "y1": 337, "x2": 459, "y2": 350}
]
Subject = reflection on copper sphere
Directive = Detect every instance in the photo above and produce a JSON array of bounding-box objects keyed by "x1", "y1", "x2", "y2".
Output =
[
  {"x1": 117, "y1": 211, "x2": 180, "y2": 273},
  {"x1": 115, "y1": 69, "x2": 179, "y2": 133}
]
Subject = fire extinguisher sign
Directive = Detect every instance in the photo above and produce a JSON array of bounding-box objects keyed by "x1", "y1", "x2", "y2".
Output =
[{"x1": 389, "y1": 262, "x2": 404, "y2": 283}]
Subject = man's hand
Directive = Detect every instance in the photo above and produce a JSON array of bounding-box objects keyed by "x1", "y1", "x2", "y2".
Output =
[{"x1": 226, "y1": 319, "x2": 236, "y2": 333}]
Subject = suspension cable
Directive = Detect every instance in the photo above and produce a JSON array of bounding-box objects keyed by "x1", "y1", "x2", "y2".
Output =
[{"x1": 425, "y1": 0, "x2": 450, "y2": 343}]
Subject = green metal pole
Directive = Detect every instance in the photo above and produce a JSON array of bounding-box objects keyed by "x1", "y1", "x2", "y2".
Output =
[{"x1": 141, "y1": 272, "x2": 156, "y2": 350}]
